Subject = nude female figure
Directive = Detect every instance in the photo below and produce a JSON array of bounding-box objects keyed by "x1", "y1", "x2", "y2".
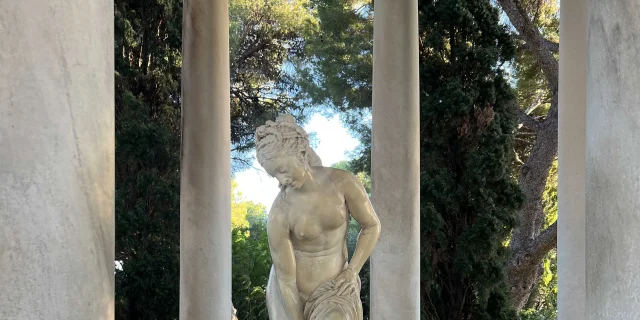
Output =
[{"x1": 255, "y1": 115, "x2": 381, "y2": 320}]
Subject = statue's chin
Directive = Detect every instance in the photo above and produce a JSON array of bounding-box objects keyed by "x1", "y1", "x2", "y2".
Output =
[{"x1": 281, "y1": 181, "x2": 303, "y2": 191}]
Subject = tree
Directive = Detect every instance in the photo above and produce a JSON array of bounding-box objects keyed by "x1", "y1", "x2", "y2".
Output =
[
  {"x1": 114, "y1": 2, "x2": 183, "y2": 317},
  {"x1": 232, "y1": 217, "x2": 271, "y2": 320},
  {"x1": 296, "y1": 0, "x2": 374, "y2": 170},
  {"x1": 114, "y1": 0, "x2": 316, "y2": 318},
  {"x1": 520, "y1": 161, "x2": 557, "y2": 318},
  {"x1": 232, "y1": 182, "x2": 270, "y2": 320},
  {"x1": 417, "y1": 0, "x2": 524, "y2": 318},
  {"x1": 228, "y1": 0, "x2": 319, "y2": 169},
  {"x1": 495, "y1": 0, "x2": 559, "y2": 309},
  {"x1": 232, "y1": 180, "x2": 267, "y2": 230}
]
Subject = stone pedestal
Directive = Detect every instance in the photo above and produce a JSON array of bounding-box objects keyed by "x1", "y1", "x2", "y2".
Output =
[
  {"x1": 0, "y1": 1, "x2": 115, "y2": 319},
  {"x1": 179, "y1": 0, "x2": 232, "y2": 319},
  {"x1": 558, "y1": 0, "x2": 587, "y2": 319},
  {"x1": 370, "y1": 0, "x2": 420, "y2": 319},
  {"x1": 586, "y1": 1, "x2": 640, "y2": 319}
]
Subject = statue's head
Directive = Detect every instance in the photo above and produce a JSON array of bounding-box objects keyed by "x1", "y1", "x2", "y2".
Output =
[{"x1": 255, "y1": 114, "x2": 322, "y2": 189}]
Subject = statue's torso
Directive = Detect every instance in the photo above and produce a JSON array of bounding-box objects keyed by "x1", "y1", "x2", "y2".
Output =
[{"x1": 277, "y1": 168, "x2": 350, "y2": 301}]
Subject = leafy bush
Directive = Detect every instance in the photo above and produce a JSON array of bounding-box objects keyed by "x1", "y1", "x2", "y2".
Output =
[{"x1": 232, "y1": 220, "x2": 272, "y2": 320}]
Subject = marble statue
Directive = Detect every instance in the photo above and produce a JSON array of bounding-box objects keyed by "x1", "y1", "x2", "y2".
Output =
[{"x1": 255, "y1": 115, "x2": 381, "y2": 320}]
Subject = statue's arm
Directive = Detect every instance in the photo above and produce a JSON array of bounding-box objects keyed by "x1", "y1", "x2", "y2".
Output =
[
  {"x1": 267, "y1": 206, "x2": 305, "y2": 320},
  {"x1": 341, "y1": 172, "x2": 381, "y2": 274}
]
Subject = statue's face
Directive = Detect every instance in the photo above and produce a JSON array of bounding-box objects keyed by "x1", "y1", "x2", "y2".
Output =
[{"x1": 262, "y1": 154, "x2": 307, "y2": 189}]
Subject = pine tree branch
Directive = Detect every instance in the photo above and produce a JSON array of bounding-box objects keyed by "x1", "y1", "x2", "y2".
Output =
[
  {"x1": 524, "y1": 91, "x2": 545, "y2": 115},
  {"x1": 544, "y1": 90, "x2": 559, "y2": 127},
  {"x1": 543, "y1": 39, "x2": 559, "y2": 54},
  {"x1": 497, "y1": 0, "x2": 558, "y2": 91},
  {"x1": 535, "y1": 221, "x2": 557, "y2": 256},
  {"x1": 515, "y1": 34, "x2": 559, "y2": 53},
  {"x1": 510, "y1": 221, "x2": 557, "y2": 272},
  {"x1": 508, "y1": 95, "x2": 558, "y2": 308},
  {"x1": 497, "y1": 0, "x2": 560, "y2": 308},
  {"x1": 516, "y1": 106, "x2": 541, "y2": 131}
]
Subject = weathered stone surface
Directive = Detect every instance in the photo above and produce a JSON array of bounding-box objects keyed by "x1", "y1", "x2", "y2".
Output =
[
  {"x1": 179, "y1": 0, "x2": 232, "y2": 319},
  {"x1": 558, "y1": 0, "x2": 587, "y2": 319},
  {"x1": 586, "y1": 1, "x2": 640, "y2": 319},
  {"x1": 0, "y1": 1, "x2": 114, "y2": 319},
  {"x1": 370, "y1": 0, "x2": 420, "y2": 319}
]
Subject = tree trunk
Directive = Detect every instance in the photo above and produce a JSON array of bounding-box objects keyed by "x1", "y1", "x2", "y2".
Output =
[
  {"x1": 495, "y1": 0, "x2": 559, "y2": 309},
  {"x1": 508, "y1": 99, "x2": 558, "y2": 309}
]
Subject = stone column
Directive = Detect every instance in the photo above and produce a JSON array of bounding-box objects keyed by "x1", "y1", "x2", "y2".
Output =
[
  {"x1": 557, "y1": 0, "x2": 587, "y2": 319},
  {"x1": 0, "y1": 1, "x2": 114, "y2": 319},
  {"x1": 370, "y1": 0, "x2": 420, "y2": 319},
  {"x1": 180, "y1": 0, "x2": 232, "y2": 319},
  {"x1": 586, "y1": 1, "x2": 640, "y2": 319}
]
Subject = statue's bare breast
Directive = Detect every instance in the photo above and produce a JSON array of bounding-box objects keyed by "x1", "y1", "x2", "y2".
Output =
[{"x1": 277, "y1": 172, "x2": 350, "y2": 299}]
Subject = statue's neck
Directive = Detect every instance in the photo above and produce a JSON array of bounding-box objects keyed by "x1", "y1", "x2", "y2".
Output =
[{"x1": 288, "y1": 167, "x2": 319, "y2": 193}]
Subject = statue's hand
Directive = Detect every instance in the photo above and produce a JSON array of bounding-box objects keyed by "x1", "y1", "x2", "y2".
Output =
[{"x1": 334, "y1": 268, "x2": 358, "y2": 296}]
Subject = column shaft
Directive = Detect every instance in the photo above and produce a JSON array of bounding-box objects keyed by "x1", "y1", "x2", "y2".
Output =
[
  {"x1": 0, "y1": 0, "x2": 115, "y2": 319},
  {"x1": 370, "y1": 0, "x2": 420, "y2": 319},
  {"x1": 558, "y1": 0, "x2": 587, "y2": 319},
  {"x1": 180, "y1": 0, "x2": 232, "y2": 319},
  {"x1": 586, "y1": 1, "x2": 640, "y2": 319}
]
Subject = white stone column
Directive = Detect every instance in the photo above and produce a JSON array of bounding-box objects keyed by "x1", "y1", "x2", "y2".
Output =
[
  {"x1": 180, "y1": 0, "x2": 232, "y2": 319},
  {"x1": 370, "y1": 0, "x2": 420, "y2": 319},
  {"x1": 586, "y1": 1, "x2": 640, "y2": 319},
  {"x1": 0, "y1": 1, "x2": 114, "y2": 319},
  {"x1": 557, "y1": 0, "x2": 587, "y2": 319}
]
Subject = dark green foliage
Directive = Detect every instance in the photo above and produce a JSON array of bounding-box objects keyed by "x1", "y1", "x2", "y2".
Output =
[
  {"x1": 227, "y1": 0, "x2": 317, "y2": 169},
  {"x1": 232, "y1": 221, "x2": 273, "y2": 320},
  {"x1": 346, "y1": 219, "x2": 371, "y2": 320},
  {"x1": 297, "y1": 0, "x2": 374, "y2": 168},
  {"x1": 114, "y1": 1, "x2": 183, "y2": 318},
  {"x1": 419, "y1": 0, "x2": 524, "y2": 319},
  {"x1": 297, "y1": 0, "x2": 373, "y2": 112}
]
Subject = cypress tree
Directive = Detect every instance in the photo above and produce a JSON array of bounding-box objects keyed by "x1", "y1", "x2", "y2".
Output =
[{"x1": 419, "y1": 0, "x2": 524, "y2": 319}]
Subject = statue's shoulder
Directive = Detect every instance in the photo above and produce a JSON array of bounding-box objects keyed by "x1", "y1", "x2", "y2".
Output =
[
  {"x1": 322, "y1": 166, "x2": 358, "y2": 186},
  {"x1": 267, "y1": 193, "x2": 288, "y2": 218},
  {"x1": 266, "y1": 201, "x2": 290, "y2": 235}
]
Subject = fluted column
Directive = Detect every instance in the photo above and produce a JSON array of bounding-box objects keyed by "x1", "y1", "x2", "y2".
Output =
[
  {"x1": 179, "y1": 0, "x2": 232, "y2": 319},
  {"x1": 370, "y1": 0, "x2": 420, "y2": 319},
  {"x1": 0, "y1": 1, "x2": 115, "y2": 319}
]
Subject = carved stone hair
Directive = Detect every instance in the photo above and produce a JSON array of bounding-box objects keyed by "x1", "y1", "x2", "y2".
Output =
[{"x1": 255, "y1": 114, "x2": 322, "y2": 167}]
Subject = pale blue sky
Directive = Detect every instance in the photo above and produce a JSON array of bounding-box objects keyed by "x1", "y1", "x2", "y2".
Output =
[{"x1": 234, "y1": 113, "x2": 360, "y2": 212}]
